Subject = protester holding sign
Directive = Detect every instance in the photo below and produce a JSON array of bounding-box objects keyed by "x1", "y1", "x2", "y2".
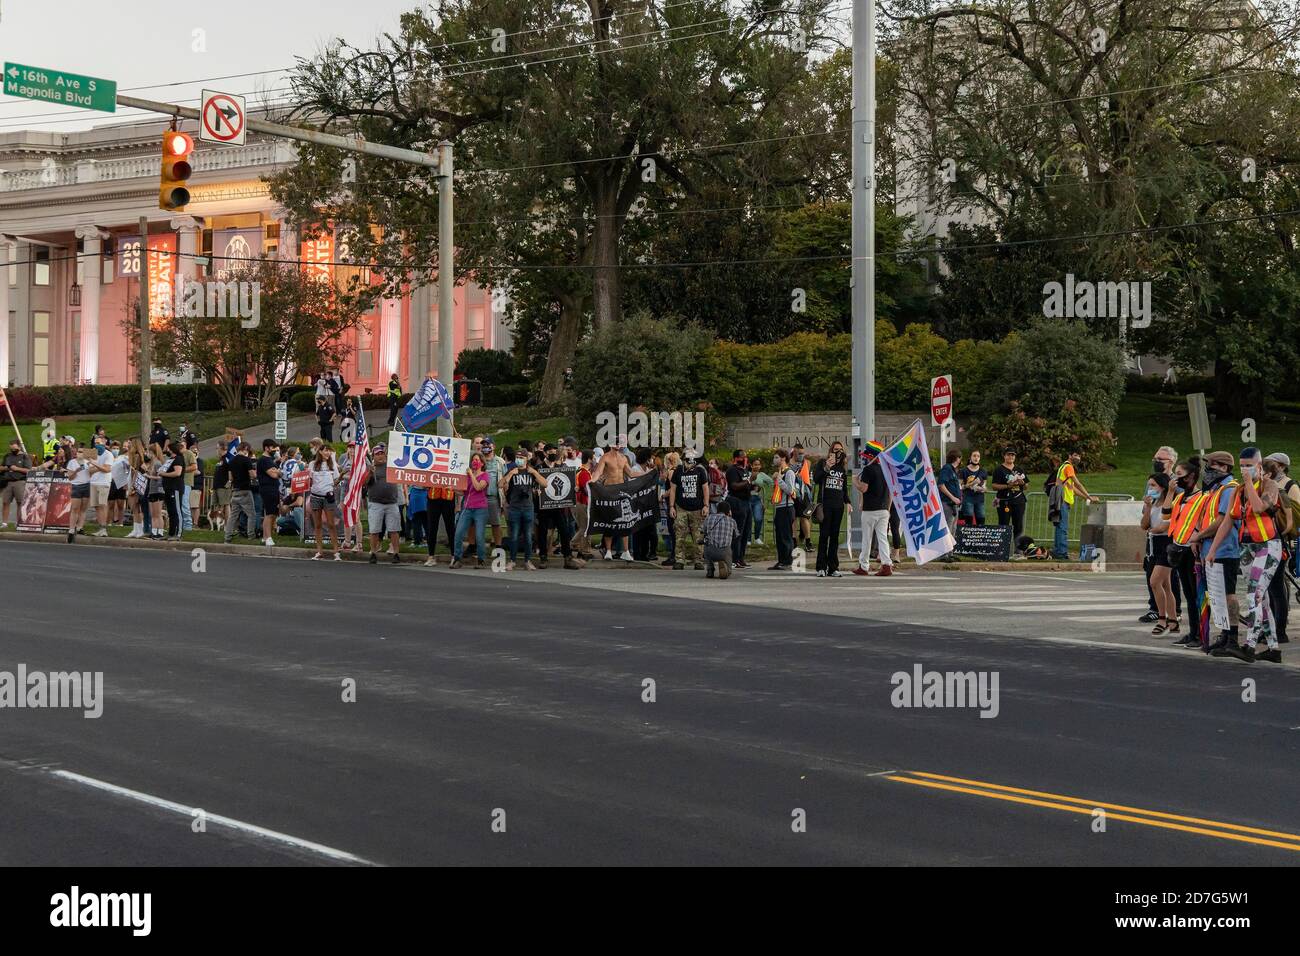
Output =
[
  {"x1": 669, "y1": 450, "x2": 710, "y2": 570},
  {"x1": 991, "y1": 449, "x2": 1028, "y2": 546},
  {"x1": 854, "y1": 441, "x2": 893, "y2": 576},
  {"x1": 813, "y1": 442, "x2": 851, "y2": 577},
  {"x1": 449, "y1": 453, "x2": 491, "y2": 569}
]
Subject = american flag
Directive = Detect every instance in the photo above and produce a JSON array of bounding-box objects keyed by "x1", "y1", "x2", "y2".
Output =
[{"x1": 341, "y1": 412, "x2": 371, "y2": 528}]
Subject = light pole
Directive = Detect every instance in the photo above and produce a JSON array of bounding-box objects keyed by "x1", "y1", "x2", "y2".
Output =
[{"x1": 851, "y1": 0, "x2": 876, "y2": 456}]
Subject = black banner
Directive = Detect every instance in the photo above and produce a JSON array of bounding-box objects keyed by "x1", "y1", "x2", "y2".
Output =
[
  {"x1": 954, "y1": 523, "x2": 1013, "y2": 561},
  {"x1": 588, "y1": 470, "x2": 659, "y2": 534},
  {"x1": 538, "y1": 467, "x2": 577, "y2": 511}
]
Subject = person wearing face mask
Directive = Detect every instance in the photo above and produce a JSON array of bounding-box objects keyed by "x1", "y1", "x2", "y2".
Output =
[
  {"x1": 449, "y1": 453, "x2": 491, "y2": 569},
  {"x1": 0, "y1": 438, "x2": 32, "y2": 529},
  {"x1": 1210, "y1": 447, "x2": 1288, "y2": 663},
  {"x1": 1140, "y1": 445, "x2": 1183, "y2": 624},
  {"x1": 960, "y1": 450, "x2": 989, "y2": 526},
  {"x1": 1264, "y1": 453, "x2": 1300, "y2": 644},
  {"x1": 536, "y1": 444, "x2": 583, "y2": 569},
  {"x1": 1195, "y1": 451, "x2": 1242, "y2": 653},
  {"x1": 1165, "y1": 457, "x2": 1206, "y2": 648},
  {"x1": 1141, "y1": 472, "x2": 1179, "y2": 635},
  {"x1": 725, "y1": 449, "x2": 754, "y2": 569},
  {"x1": 500, "y1": 445, "x2": 545, "y2": 570}
]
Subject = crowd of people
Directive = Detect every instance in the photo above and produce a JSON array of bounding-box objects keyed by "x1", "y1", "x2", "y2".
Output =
[
  {"x1": 1138, "y1": 445, "x2": 1298, "y2": 664},
  {"x1": 3, "y1": 415, "x2": 1296, "y2": 662}
]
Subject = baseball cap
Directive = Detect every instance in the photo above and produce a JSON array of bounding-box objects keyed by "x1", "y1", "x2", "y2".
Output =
[
  {"x1": 1266, "y1": 452, "x2": 1291, "y2": 468},
  {"x1": 372, "y1": 443, "x2": 386, "y2": 453},
  {"x1": 481, "y1": 437, "x2": 494, "y2": 450}
]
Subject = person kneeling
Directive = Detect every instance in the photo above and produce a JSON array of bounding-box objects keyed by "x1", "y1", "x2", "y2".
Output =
[{"x1": 702, "y1": 500, "x2": 740, "y2": 580}]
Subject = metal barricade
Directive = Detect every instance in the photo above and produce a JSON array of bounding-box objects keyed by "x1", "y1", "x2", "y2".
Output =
[{"x1": 1021, "y1": 491, "x2": 1134, "y2": 546}]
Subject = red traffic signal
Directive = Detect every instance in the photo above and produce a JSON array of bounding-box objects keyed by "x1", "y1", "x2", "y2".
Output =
[{"x1": 159, "y1": 131, "x2": 194, "y2": 211}]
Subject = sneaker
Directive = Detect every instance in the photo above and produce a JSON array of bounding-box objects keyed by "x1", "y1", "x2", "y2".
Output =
[
  {"x1": 875, "y1": 565, "x2": 894, "y2": 577},
  {"x1": 264, "y1": 537, "x2": 275, "y2": 548},
  {"x1": 94, "y1": 529, "x2": 108, "y2": 537},
  {"x1": 816, "y1": 570, "x2": 826, "y2": 577},
  {"x1": 526, "y1": 561, "x2": 539, "y2": 571},
  {"x1": 661, "y1": 558, "x2": 675, "y2": 567},
  {"x1": 506, "y1": 561, "x2": 515, "y2": 571},
  {"x1": 673, "y1": 562, "x2": 684, "y2": 570},
  {"x1": 391, "y1": 552, "x2": 401, "y2": 564},
  {"x1": 734, "y1": 561, "x2": 749, "y2": 570},
  {"x1": 603, "y1": 549, "x2": 613, "y2": 561},
  {"x1": 424, "y1": 557, "x2": 437, "y2": 567},
  {"x1": 1009, "y1": 553, "x2": 1027, "y2": 561},
  {"x1": 1138, "y1": 611, "x2": 1159, "y2": 623},
  {"x1": 706, "y1": 567, "x2": 715, "y2": 579},
  {"x1": 369, "y1": 552, "x2": 378, "y2": 565},
  {"x1": 1171, "y1": 635, "x2": 1199, "y2": 647},
  {"x1": 311, "y1": 553, "x2": 322, "y2": 561},
  {"x1": 1258, "y1": 648, "x2": 1282, "y2": 663},
  {"x1": 693, "y1": 561, "x2": 704, "y2": 571},
  {"x1": 620, "y1": 550, "x2": 633, "y2": 562},
  {"x1": 66, "y1": 532, "x2": 74, "y2": 544},
  {"x1": 449, "y1": 559, "x2": 463, "y2": 569},
  {"x1": 829, "y1": 570, "x2": 843, "y2": 577},
  {"x1": 768, "y1": 563, "x2": 787, "y2": 571},
  {"x1": 563, "y1": 557, "x2": 583, "y2": 570},
  {"x1": 718, "y1": 562, "x2": 732, "y2": 580},
  {"x1": 754, "y1": 538, "x2": 764, "y2": 545},
  {"x1": 0, "y1": 522, "x2": 7, "y2": 529},
  {"x1": 852, "y1": 567, "x2": 870, "y2": 577},
  {"x1": 333, "y1": 553, "x2": 342, "y2": 562}
]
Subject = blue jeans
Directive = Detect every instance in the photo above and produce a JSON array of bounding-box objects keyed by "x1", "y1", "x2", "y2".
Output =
[
  {"x1": 454, "y1": 506, "x2": 488, "y2": 562},
  {"x1": 960, "y1": 494, "x2": 985, "y2": 524},
  {"x1": 1053, "y1": 501, "x2": 1071, "y2": 558},
  {"x1": 507, "y1": 504, "x2": 534, "y2": 562},
  {"x1": 750, "y1": 497, "x2": 764, "y2": 540},
  {"x1": 181, "y1": 486, "x2": 194, "y2": 530}
]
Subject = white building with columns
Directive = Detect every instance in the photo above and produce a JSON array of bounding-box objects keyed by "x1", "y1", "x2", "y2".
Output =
[{"x1": 0, "y1": 113, "x2": 510, "y2": 390}]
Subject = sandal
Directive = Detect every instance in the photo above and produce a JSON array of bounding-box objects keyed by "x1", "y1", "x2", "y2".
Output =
[
  {"x1": 1166, "y1": 618, "x2": 1180, "y2": 635},
  {"x1": 1151, "y1": 617, "x2": 1169, "y2": 635}
]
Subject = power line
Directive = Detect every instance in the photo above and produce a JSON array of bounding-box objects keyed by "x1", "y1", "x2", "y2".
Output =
[{"x1": 4, "y1": 206, "x2": 1296, "y2": 271}]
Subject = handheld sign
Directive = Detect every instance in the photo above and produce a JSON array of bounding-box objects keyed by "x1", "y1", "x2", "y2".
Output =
[
  {"x1": 385, "y1": 430, "x2": 470, "y2": 490},
  {"x1": 290, "y1": 471, "x2": 311, "y2": 495}
]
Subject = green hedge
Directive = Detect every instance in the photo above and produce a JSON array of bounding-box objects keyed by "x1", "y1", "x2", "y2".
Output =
[
  {"x1": 698, "y1": 323, "x2": 1007, "y2": 414},
  {"x1": 8, "y1": 383, "x2": 318, "y2": 420},
  {"x1": 483, "y1": 382, "x2": 532, "y2": 407}
]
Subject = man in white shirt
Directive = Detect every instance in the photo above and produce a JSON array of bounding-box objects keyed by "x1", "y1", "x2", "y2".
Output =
[
  {"x1": 109, "y1": 442, "x2": 131, "y2": 527},
  {"x1": 88, "y1": 443, "x2": 114, "y2": 535}
]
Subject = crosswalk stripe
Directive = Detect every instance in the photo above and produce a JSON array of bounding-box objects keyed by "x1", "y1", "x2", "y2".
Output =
[
  {"x1": 981, "y1": 602, "x2": 1140, "y2": 612},
  {"x1": 933, "y1": 595, "x2": 1127, "y2": 605}
]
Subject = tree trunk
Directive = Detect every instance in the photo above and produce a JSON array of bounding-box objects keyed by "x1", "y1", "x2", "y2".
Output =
[
  {"x1": 1213, "y1": 357, "x2": 1266, "y2": 422},
  {"x1": 539, "y1": 294, "x2": 584, "y2": 405},
  {"x1": 591, "y1": 176, "x2": 621, "y2": 328}
]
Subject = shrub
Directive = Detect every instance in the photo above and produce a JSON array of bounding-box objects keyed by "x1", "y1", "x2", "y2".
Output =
[
  {"x1": 969, "y1": 400, "x2": 1117, "y2": 473},
  {"x1": 571, "y1": 312, "x2": 714, "y2": 441},
  {"x1": 455, "y1": 348, "x2": 523, "y2": 386},
  {"x1": 974, "y1": 318, "x2": 1126, "y2": 429}
]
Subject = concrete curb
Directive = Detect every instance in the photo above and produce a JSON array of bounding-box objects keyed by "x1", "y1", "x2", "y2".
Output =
[{"x1": 0, "y1": 531, "x2": 1142, "y2": 572}]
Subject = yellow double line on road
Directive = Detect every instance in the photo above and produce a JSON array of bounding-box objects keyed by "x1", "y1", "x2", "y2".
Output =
[{"x1": 889, "y1": 771, "x2": 1300, "y2": 852}]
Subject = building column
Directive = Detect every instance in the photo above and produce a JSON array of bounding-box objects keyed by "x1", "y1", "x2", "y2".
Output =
[
  {"x1": 74, "y1": 225, "x2": 109, "y2": 384},
  {"x1": 169, "y1": 215, "x2": 201, "y2": 287},
  {"x1": 407, "y1": 281, "x2": 431, "y2": 393},
  {"x1": 0, "y1": 235, "x2": 10, "y2": 387},
  {"x1": 275, "y1": 212, "x2": 298, "y2": 263}
]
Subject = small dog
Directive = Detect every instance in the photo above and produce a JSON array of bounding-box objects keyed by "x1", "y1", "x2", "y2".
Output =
[{"x1": 206, "y1": 510, "x2": 226, "y2": 532}]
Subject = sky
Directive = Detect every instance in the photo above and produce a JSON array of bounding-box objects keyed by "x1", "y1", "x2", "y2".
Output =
[{"x1": 0, "y1": 0, "x2": 421, "y2": 134}]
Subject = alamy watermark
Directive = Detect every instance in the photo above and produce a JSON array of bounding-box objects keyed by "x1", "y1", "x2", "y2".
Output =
[
  {"x1": 1042, "y1": 274, "x2": 1151, "y2": 331},
  {"x1": 0, "y1": 664, "x2": 103, "y2": 718},
  {"x1": 595, "y1": 403, "x2": 705, "y2": 457},
  {"x1": 890, "y1": 664, "x2": 999, "y2": 718},
  {"x1": 171, "y1": 278, "x2": 260, "y2": 328}
]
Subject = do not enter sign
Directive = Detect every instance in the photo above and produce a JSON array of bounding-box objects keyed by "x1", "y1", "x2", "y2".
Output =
[{"x1": 931, "y1": 374, "x2": 953, "y2": 427}]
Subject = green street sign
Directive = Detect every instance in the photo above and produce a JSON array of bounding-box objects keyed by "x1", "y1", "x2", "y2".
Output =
[{"x1": 3, "y1": 62, "x2": 116, "y2": 113}]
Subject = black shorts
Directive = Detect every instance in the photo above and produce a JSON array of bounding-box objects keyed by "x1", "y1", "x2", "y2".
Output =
[
  {"x1": 260, "y1": 489, "x2": 281, "y2": 516},
  {"x1": 1149, "y1": 533, "x2": 1171, "y2": 567},
  {"x1": 70, "y1": 484, "x2": 90, "y2": 500},
  {"x1": 1215, "y1": 557, "x2": 1240, "y2": 594},
  {"x1": 108, "y1": 484, "x2": 126, "y2": 501}
]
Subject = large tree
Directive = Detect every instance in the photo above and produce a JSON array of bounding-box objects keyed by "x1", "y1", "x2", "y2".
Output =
[
  {"x1": 268, "y1": 0, "x2": 841, "y2": 402},
  {"x1": 885, "y1": 0, "x2": 1300, "y2": 414}
]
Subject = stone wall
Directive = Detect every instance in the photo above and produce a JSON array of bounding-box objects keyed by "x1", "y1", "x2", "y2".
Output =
[{"x1": 724, "y1": 411, "x2": 968, "y2": 454}]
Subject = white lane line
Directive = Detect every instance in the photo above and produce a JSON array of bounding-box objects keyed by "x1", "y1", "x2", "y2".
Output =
[
  {"x1": 933, "y1": 595, "x2": 1131, "y2": 605},
  {"x1": 47, "y1": 769, "x2": 380, "y2": 866}
]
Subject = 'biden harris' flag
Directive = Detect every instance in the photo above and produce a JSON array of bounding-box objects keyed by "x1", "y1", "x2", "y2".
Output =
[{"x1": 878, "y1": 419, "x2": 955, "y2": 566}]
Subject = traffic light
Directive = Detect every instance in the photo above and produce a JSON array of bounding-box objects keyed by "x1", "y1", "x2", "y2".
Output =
[
  {"x1": 159, "y1": 130, "x2": 194, "y2": 211},
  {"x1": 456, "y1": 378, "x2": 482, "y2": 407}
]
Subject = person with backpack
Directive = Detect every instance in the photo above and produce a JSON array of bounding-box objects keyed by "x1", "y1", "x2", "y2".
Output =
[
  {"x1": 1264, "y1": 452, "x2": 1300, "y2": 644},
  {"x1": 1050, "y1": 450, "x2": 1098, "y2": 560}
]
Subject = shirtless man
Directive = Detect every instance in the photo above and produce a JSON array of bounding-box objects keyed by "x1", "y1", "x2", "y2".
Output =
[{"x1": 590, "y1": 435, "x2": 636, "y2": 561}]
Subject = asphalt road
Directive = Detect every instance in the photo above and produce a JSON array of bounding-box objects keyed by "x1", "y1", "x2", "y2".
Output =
[{"x1": 2, "y1": 538, "x2": 1298, "y2": 866}]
